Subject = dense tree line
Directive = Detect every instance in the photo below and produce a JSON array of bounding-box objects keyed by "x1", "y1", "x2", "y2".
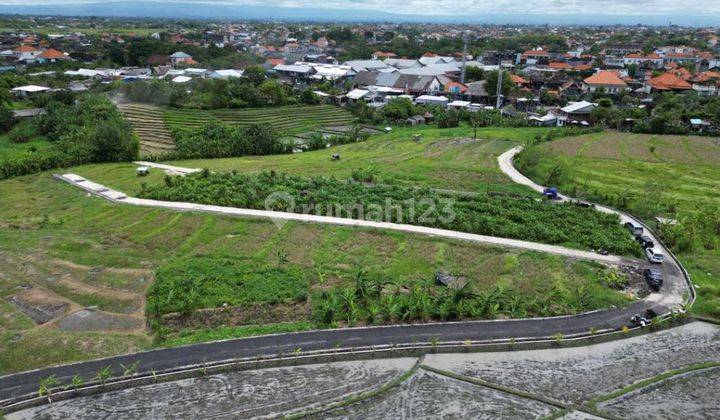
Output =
[
  {"x1": 592, "y1": 92, "x2": 720, "y2": 136},
  {"x1": 167, "y1": 121, "x2": 291, "y2": 159},
  {"x1": 121, "y1": 67, "x2": 312, "y2": 109}
]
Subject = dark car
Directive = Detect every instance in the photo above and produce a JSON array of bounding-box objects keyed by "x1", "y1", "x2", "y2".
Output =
[
  {"x1": 643, "y1": 268, "x2": 663, "y2": 291},
  {"x1": 636, "y1": 235, "x2": 655, "y2": 249}
]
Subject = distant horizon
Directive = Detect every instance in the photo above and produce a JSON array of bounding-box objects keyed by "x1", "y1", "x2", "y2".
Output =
[{"x1": 0, "y1": 1, "x2": 719, "y2": 27}]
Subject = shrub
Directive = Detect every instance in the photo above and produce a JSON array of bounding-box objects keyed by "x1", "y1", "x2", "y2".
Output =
[
  {"x1": 173, "y1": 121, "x2": 290, "y2": 159},
  {"x1": 8, "y1": 123, "x2": 36, "y2": 143},
  {"x1": 147, "y1": 257, "x2": 309, "y2": 317}
]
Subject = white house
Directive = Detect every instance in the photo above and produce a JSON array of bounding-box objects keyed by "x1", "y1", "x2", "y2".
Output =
[{"x1": 207, "y1": 69, "x2": 245, "y2": 79}]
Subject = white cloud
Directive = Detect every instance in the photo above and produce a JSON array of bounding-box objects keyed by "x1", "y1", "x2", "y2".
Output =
[{"x1": 1, "y1": 0, "x2": 719, "y2": 16}]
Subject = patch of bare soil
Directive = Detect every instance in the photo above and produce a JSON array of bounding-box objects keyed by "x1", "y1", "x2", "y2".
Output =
[
  {"x1": 162, "y1": 302, "x2": 310, "y2": 331},
  {"x1": 6, "y1": 287, "x2": 73, "y2": 324},
  {"x1": 618, "y1": 263, "x2": 653, "y2": 299},
  {"x1": 54, "y1": 309, "x2": 145, "y2": 332}
]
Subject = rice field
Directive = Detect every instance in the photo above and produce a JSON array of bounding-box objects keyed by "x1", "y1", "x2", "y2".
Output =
[
  {"x1": 163, "y1": 104, "x2": 357, "y2": 134},
  {"x1": 118, "y1": 103, "x2": 176, "y2": 156},
  {"x1": 119, "y1": 103, "x2": 358, "y2": 157}
]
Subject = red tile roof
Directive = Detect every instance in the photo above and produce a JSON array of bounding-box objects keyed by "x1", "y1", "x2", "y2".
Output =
[
  {"x1": 549, "y1": 62, "x2": 572, "y2": 69},
  {"x1": 583, "y1": 70, "x2": 628, "y2": 87},
  {"x1": 39, "y1": 48, "x2": 66, "y2": 59},
  {"x1": 13, "y1": 45, "x2": 37, "y2": 52},
  {"x1": 648, "y1": 72, "x2": 692, "y2": 90},
  {"x1": 510, "y1": 74, "x2": 529, "y2": 84},
  {"x1": 523, "y1": 49, "x2": 549, "y2": 57},
  {"x1": 266, "y1": 58, "x2": 285, "y2": 66}
]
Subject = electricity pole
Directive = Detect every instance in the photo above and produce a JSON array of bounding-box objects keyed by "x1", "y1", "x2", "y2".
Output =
[
  {"x1": 460, "y1": 32, "x2": 468, "y2": 85},
  {"x1": 495, "y1": 63, "x2": 504, "y2": 110}
]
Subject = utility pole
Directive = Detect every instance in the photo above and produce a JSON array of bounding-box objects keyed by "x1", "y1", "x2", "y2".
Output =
[
  {"x1": 495, "y1": 63, "x2": 504, "y2": 110},
  {"x1": 460, "y1": 32, "x2": 469, "y2": 85}
]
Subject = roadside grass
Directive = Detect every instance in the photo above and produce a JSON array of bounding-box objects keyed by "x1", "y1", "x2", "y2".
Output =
[
  {"x1": 159, "y1": 321, "x2": 316, "y2": 348},
  {"x1": 519, "y1": 131, "x2": 720, "y2": 318},
  {"x1": 72, "y1": 125, "x2": 554, "y2": 196}
]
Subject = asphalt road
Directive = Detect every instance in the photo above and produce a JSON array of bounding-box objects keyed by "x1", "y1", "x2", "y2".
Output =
[
  {"x1": 0, "y1": 302, "x2": 650, "y2": 402},
  {"x1": 0, "y1": 150, "x2": 691, "y2": 404}
]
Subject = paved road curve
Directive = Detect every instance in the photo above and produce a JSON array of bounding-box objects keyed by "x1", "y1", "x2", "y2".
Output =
[
  {"x1": 0, "y1": 150, "x2": 691, "y2": 403},
  {"x1": 0, "y1": 303, "x2": 648, "y2": 401}
]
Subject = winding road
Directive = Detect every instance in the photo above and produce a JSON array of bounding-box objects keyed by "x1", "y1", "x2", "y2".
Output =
[{"x1": 0, "y1": 146, "x2": 692, "y2": 405}]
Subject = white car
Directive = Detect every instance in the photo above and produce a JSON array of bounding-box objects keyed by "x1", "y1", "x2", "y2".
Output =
[{"x1": 645, "y1": 247, "x2": 665, "y2": 264}]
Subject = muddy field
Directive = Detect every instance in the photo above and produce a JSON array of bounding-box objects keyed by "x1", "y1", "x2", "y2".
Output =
[
  {"x1": 9, "y1": 359, "x2": 416, "y2": 420},
  {"x1": 8, "y1": 322, "x2": 720, "y2": 419},
  {"x1": 424, "y1": 322, "x2": 720, "y2": 405},
  {"x1": 323, "y1": 369, "x2": 555, "y2": 419},
  {"x1": 598, "y1": 366, "x2": 720, "y2": 419}
]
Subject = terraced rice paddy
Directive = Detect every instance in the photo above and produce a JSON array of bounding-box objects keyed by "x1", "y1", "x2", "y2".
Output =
[
  {"x1": 117, "y1": 103, "x2": 175, "y2": 156},
  {"x1": 163, "y1": 104, "x2": 356, "y2": 134},
  {"x1": 119, "y1": 103, "x2": 357, "y2": 156}
]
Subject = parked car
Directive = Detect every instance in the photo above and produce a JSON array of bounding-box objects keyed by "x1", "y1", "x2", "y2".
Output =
[
  {"x1": 543, "y1": 187, "x2": 559, "y2": 200},
  {"x1": 636, "y1": 235, "x2": 654, "y2": 249},
  {"x1": 645, "y1": 247, "x2": 665, "y2": 264},
  {"x1": 643, "y1": 268, "x2": 663, "y2": 291},
  {"x1": 624, "y1": 221, "x2": 644, "y2": 236}
]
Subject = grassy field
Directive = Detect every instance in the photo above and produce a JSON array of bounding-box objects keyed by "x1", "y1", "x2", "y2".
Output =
[
  {"x1": 0, "y1": 126, "x2": 640, "y2": 372},
  {"x1": 75, "y1": 125, "x2": 551, "y2": 195},
  {"x1": 0, "y1": 171, "x2": 630, "y2": 372},
  {"x1": 520, "y1": 131, "x2": 720, "y2": 317},
  {"x1": 0, "y1": 129, "x2": 54, "y2": 160}
]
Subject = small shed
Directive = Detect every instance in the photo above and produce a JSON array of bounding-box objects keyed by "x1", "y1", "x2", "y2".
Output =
[{"x1": 406, "y1": 115, "x2": 426, "y2": 126}]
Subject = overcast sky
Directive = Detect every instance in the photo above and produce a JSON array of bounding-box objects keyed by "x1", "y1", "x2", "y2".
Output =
[{"x1": 1, "y1": 0, "x2": 719, "y2": 17}]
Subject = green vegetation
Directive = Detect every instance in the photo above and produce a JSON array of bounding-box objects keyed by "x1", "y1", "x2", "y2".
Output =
[
  {"x1": 592, "y1": 93, "x2": 720, "y2": 136},
  {"x1": 0, "y1": 95, "x2": 139, "y2": 180},
  {"x1": 149, "y1": 257, "x2": 308, "y2": 316},
  {"x1": 78, "y1": 125, "x2": 563, "y2": 196},
  {"x1": 171, "y1": 121, "x2": 291, "y2": 159},
  {"x1": 0, "y1": 127, "x2": 641, "y2": 371},
  {"x1": 159, "y1": 321, "x2": 316, "y2": 347},
  {"x1": 138, "y1": 170, "x2": 640, "y2": 256},
  {"x1": 517, "y1": 131, "x2": 720, "y2": 317},
  {"x1": 162, "y1": 104, "x2": 356, "y2": 134}
]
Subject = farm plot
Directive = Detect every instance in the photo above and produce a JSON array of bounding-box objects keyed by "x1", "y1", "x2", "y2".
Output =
[
  {"x1": 117, "y1": 103, "x2": 175, "y2": 156},
  {"x1": 163, "y1": 104, "x2": 357, "y2": 135}
]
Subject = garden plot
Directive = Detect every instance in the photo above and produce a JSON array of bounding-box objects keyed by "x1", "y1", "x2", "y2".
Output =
[
  {"x1": 55, "y1": 309, "x2": 144, "y2": 332},
  {"x1": 323, "y1": 369, "x2": 555, "y2": 419},
  {"x1": 423, "y1": 321, "x2": 720, "y2": 405},
  {"x1": 598, "y1": 366, "x2": 720, "y2": 419},
  {"x1": 6, "y1": 287, "x2": 71, "y2": 324},
  {"x1": 8, "y1": 358, "x2": 416, "y2": 420}
]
